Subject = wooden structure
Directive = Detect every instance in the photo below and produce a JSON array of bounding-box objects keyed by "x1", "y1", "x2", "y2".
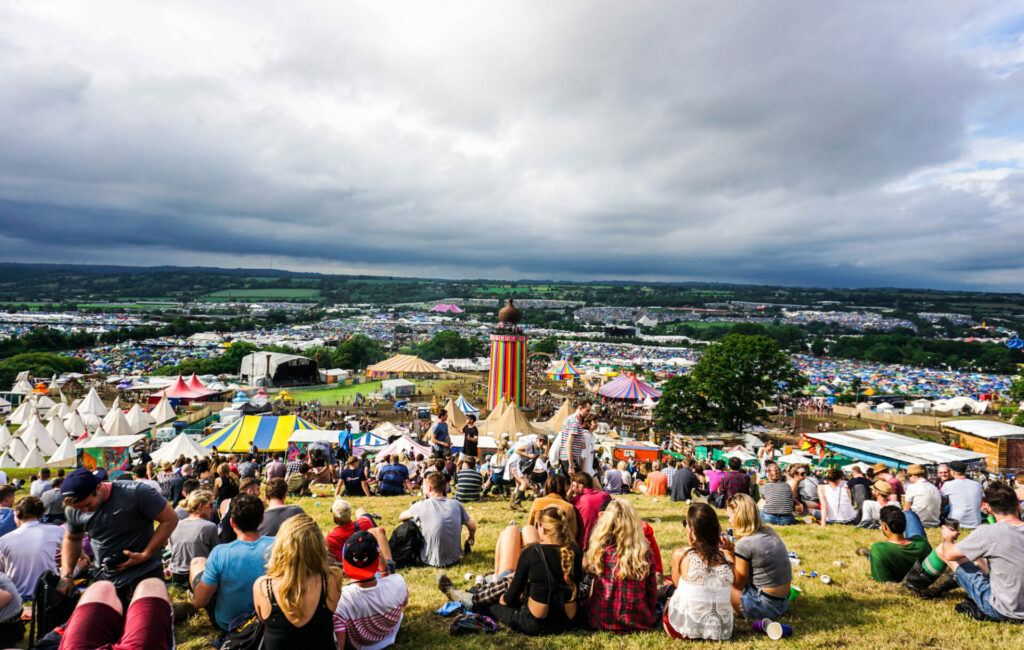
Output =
[{"x1": 941, "y1": 420, "x2": 1024, "y2": 472}]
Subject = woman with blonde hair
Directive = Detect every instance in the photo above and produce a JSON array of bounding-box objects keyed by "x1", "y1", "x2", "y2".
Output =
[
  {"x1": 722, "y1": 494, "x2": 791, "y2": 621},
  {"x1": 253, "y1": 513, "x2": 344, "y2": 647},
  {"x1": 584, "y1": 499, "x2": 658, "y2": 632},
  {"x1": 474, "y1": 507, "x2": 582, "y2": 635}
]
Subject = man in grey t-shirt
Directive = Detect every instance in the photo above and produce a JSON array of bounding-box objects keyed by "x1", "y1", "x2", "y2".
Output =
[
  {"x1": 937, "y1": 482, "x2": 1024, "y2": 622},
  {"x1": 399, "y1": 472, "x2": 476, "y2": 567},
  {"x1": 940, "y1": 462, "x2": 983, "y2": 529}
]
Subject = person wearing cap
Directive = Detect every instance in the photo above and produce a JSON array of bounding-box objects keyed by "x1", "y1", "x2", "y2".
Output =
[
  {"x1": 872, "y1": 463, "x2": 902, "y2": 503},
  {"x1": 940, "y1": 461, "x2": 983, "y2": 529},
  {"x1": 57, "y1": 467, "x2": 177, "y2": 609},
  {"x1": 862, "y1": 505, "x2": 931, "y2": 583},
  {"x1": 903, "y1": 464, "x2": 941, "y2": 527},
  {"x1": 857, "y1": 479, "x2": 893, "y2": 528},
  {"x1": 333, "y1": 529, "x2": 409, "y2": 649}
]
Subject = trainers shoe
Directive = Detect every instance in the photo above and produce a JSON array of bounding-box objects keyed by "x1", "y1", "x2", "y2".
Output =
[{"x1": 437, "y1": 573, "x2": 457, "y2": 601}]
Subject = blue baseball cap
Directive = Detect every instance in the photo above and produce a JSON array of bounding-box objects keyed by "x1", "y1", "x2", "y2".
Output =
[{"x1": 60, "y1": 468, "x2": 101, "y2": 502}]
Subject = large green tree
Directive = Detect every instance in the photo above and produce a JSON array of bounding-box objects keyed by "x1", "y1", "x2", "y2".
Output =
[
  {"x1": 0, "y1": 353, "x2": 89, "y2": 389},
  {"x1": 334, "y1": 334, "x2": 387, "y2": 370},
  {"x1": 656, "y1": 334, "x2": 806, "y2": 433}
]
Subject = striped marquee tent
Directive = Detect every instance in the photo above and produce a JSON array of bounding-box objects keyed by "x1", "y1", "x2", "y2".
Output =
[
  {"x1": 545, "y1": 360, "x2": 582, "y2": 381},
  {"x1": 455, "y1": 394, "x2": 479, "y2": 415},
  {"x1": 597, "y1": 373, "x2": 662, "y2": 401},
  {"x1": 366, "y1": 355, "x2": 445, "y2": 377},
  {"x1": 199, "y1": 415, "x2": 321, "y2": 452}
]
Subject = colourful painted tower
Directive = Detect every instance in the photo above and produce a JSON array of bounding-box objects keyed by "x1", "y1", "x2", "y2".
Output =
[{"x1": 488, "y1": 298, "x2": 528, "y2": 410}]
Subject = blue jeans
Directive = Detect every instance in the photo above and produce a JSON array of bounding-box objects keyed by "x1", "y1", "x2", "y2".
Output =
[
  {"x1": 955, "y1": 562, "x2": 1010, "y2": 621},
  {"x1": 740, "y1": 583, "x2": 790, "y2": 621},
  {"x1": 903, "y1": 510, "x2": 925, "y2": 540},
  {"x1": 761, "y1": 511, "x2": 797, "y2": 526}
]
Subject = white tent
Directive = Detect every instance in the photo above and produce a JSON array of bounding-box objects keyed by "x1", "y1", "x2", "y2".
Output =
[
  {"x1": 109, "y1": 396, "x2": 120, "y2": 412},
  {"x1": 46, "y1": 416, "x2": 69, "y2": 445},
  {"x1": 19, "y1": 445, "x2": 46, "y2": 468},
  {"x1": 64, "y1": 411, "x2": 89, "y2": 439},
  {"x1": 150, "y1": 397, "x2": 176, "y2": 425},
  {"x1": 0, "y1": 427, "x2": 10, "y2": 448},
  {"x1": 11, "y1": 379, "x2": 34, "y2": 395},
  {"x1": 78, "y1": 411, "x2": 102, "y2": 432},
  {"x1": 0, "y1": 451, "x2": 16, "y2": 468},
  {"x1": 79, "y1": 387, "x2": 109, "y2": 417},
  {"x1": 376, "y1": 435, "x2": 431, "y2": 459},
  {"x1": 75, "y1": 434, "x2": 145, "y2": 450},
  {"x1": 125, "y1": 404, "x2": 153, "y2": 434},
  {"x1": 370, "y1": 422, "x2": 405, "y2": 438},
  {"x1": 31, "y1": 394, "x2": 56, "y2": 415},
  {"x1": 842, "y1": 461, "x2": 872, "y2": 473},
  {"x1": 46, "y1": 437, "x2": 77, "y2": 468},
  {"x1": 151, "y1": 433, "x2": 212, "y2": 464},
  {"x1": 5, "y1": 437, "x2": 28, "y2": 464},
  {"x1": 775, "y1": 452, "x2": 813, "y2": 466},
  {"x1": 17, "y1": 418, "x2": 57, "y2": 455},
  {"x1": 6, "y1": 400, "x2": 38, "y2": 427},
  {"x1": 101, "y1": 407, "x2": 133, "y2": 437},
  {"x1": 0, "y1": 397, "x2": 10, "y2": 415}
]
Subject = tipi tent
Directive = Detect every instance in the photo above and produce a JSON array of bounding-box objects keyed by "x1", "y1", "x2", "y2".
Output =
[
  {"x1": 542, "y1": 399, "x2": 572, "y2": 432},
  {"x1": 6, "y1": 400, "x2": 38, "y2": 427},
  {"x1": 46, "y1": 414, "x2": 69, "y2": 445},
  {"x1": 0, "y1": 452, "x2": 16, "y2": 468},
  {"x1": 150, "y1": 397, "x2": 176, "y2": 425},
  {"x1": 443, "y1": 399, "x2": 468, "y2": 431},
  {"x1": 17, "y1": 418, "x2": 57, "y2": 455},
  {"x1": 101, "y1": 407, "x2": 134, "y2": 437},
  {"x1": 482, "y1": 403, "x2": 549, "y2": 441},
  {"x1": 125, "y1": 404, "x2": 153, "y2": 434},
  {"x1": 19, "y1": 445, "x2": 46, "y2": 469},
  {"x1": 64, "y1": 411, "x2": 90, "y2": 439},
  {"x1": 46, "y1": 437, "x2": 77, "y2": 468},
  {"x1": 5, "y1": 437, "x2": 28, "y2": 464},
  {"x1": 79, "y1": 387, "x2": 109, "y2": 417},
  {"x1": 0, "y1": 427, "x2": 10, "y2": 448},
  {"x1": 488, "y1": 398, "x2": 507, "y2": 421},
  {"x1": 151, "y1": 433, "x2": 213, "y2": 464},
  {"x1": 11, "y1": 379, "x2": 34, "y2": 395}
]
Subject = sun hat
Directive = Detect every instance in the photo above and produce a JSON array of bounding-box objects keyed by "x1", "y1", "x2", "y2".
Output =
[
  {"x1": 906, "y1": 464, "x2": 927, "y2": 476},
  {"x1": 871, "y1": 479, "x2": 892, "y2": 496}
]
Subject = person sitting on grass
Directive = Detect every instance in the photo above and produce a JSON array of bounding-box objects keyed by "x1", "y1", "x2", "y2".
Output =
[
  {"x1": 325, "y1": 499, "x2": 378, "y2": 564},
  {"x1": 336, "y1": 456, "x2": 371, "y2": 498},
  {"x1": 455, "y1": 456, "x2": 484, "y2": 503},
  {"x1": 857, "y1": 480, "x2": 893, "y2": 528},
  {"x1": 527, "y1": 474, "x2": 581, "y2": 543},
  {"x1": 664, "y1": 503, "x2": 734, "y2": 641},
  {"x1": 399, "y1": 472, "x2": 476, "y2": 568},
  {"x1": 758, "y1": 463, "x2": 797, "y2": 525},
  {"x1": 641, "y1": 461, "x2": 668, "y2": 497},
  {"x1": 721, "y1": 494, "x2": 791, "y2": 622},
  {"x1": 167, "y1": 490, "x2": 218, "y2": 589},
  {"x1": 259, "y1": 478, "x2": 306, "y2": 537},
  {"x1": 811, "y1": 469, "x2": 858, "y2": 527},
  {"x1": 584, "y1": 499, "x2": 659, "y2": 633},
  {"x1": 570, "y1": 471, "x2": 611, "y2": 550},
  {"x1": 933, "y1": 482, "x2": 1024, "y2": 622},
  {"x1": 333, "y1": 529, "x2": 409, "y2": 649},
  {"x1": 58, "y1": 578, "x2": 173, "y2": 650},
  {"x1": 857, "y1": 505, "x2": 931, "y2": 583},
  {"x1": 377, "y1": 455, "x2": 412, "y2": 497}
]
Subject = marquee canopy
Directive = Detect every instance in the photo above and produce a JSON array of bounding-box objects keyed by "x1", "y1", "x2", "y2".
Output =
[
  {"x1": 366, "y1": 354, "x2": 445, "y2": 377},
  {"x1": 546, "y1": 360, "x2": 582, "y2": 380},
  {"x1": 199, "y1": 415, "x2": 320, "y2": 452},
  {"x1": 597, "y1": 373, "x2": 662, "y2": 400},
  {"x1": 455, "y1": 394, "x2": 479, "y2": 415}
]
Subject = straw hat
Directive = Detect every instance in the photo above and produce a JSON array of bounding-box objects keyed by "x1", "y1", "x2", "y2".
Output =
[
  {"x1": 871, "y1": 479, "x2": 892, "y2": 496},
  {"x1": 906, "y1": 464, "x2": 927, "y2": 476},
  {"x1": 872, "y1": 462, "x2": 890, "y2": 474}
]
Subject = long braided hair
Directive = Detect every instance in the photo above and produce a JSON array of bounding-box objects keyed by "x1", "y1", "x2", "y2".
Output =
[{"x1": 537, "y1": 507, "x2": 579, "y2": 601}]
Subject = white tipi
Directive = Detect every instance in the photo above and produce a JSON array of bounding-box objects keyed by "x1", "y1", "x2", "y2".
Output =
[
  {"x1": 6, "y1": 400, "x2": 38, "y2": 427},
  {"x1": 5, "y1": 437, "x2": 28, "y2": 464},
  {"x1": 0, "y1": 451, "x2": 16, "y2": 469},
  {"x1": 79, "y1": 387, "x2": 108, "y2": 417},
  {"x1": 46, "y1": 416, "x2": 69, "y2": 445},
  {"x1": 101, "y1": 407, "x2": 133, "y2": 437},
  {"x1": 125, "y1": 404, "x2": 153, "y2": 434},
  {"x1": 17, "y1": 418, "x2": 57, "y2": 455},
  {"x1": 46, "y1": 437, "x2": 76, "y2": 468},
  {"x1": 64, "y1": 411, "x2": 89, "y2": 439},
  {"x1": 19, "y1": 445, "x2": 46, "y2": 469},
  {"x1": 150, "y1": 397, "x2": 176, "y2": 425}
]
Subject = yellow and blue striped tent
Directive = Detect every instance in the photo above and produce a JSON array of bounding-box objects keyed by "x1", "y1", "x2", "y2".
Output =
[{"x1": 199, "y1": 415, "x2": 320, "y2": 452}]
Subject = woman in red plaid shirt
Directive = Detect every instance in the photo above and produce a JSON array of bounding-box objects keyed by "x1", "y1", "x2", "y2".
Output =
[{"x1": 583, "y1": 499, "x2": 659, "y2": 632}]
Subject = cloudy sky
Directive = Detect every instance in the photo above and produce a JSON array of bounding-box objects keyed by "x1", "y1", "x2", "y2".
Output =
[{"x1": 2, "y1": 2, "x2": 1023, "y2": 290}]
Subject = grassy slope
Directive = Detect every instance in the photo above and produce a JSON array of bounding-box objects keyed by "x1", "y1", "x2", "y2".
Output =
[{"x1": 172, "y1": 493, "x2": 1018, "y2": 650}]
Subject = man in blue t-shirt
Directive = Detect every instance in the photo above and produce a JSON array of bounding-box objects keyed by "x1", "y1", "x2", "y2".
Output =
[
  {"x1": 191, "y1": 494, "x2": 274, "y2": 631},
  {"x1": 430, "y1": 412, "x2": 453, "y2": 457},
  {"x1": 0, "y1": 486, "x2": 16, "y2": 538},
  {"x1": 377, "y1": 456, "x2": 411, "y2": 496}
]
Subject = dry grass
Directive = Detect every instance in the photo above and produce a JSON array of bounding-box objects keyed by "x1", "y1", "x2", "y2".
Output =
[{"x1": 167, "y1": 493, "x2": 1015, "y2": 650}]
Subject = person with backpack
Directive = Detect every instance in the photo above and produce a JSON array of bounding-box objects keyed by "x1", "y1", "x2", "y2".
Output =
[
  {"x1": 377, "y1": 456, "x2": 411, "y2": 497},
  {"x1": 398, "y1": 472, "x2": 476, "y2": 567}
]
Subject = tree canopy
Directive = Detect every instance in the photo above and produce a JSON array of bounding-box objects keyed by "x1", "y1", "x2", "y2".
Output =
[{"x1": 655, "y1": 334, "x2": 806, "y2": 433}]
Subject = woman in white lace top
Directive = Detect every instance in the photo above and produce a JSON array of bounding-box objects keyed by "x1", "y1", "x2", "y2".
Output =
[{"x1": 664, "y1": 503, "x2": 734, "y2": 641}]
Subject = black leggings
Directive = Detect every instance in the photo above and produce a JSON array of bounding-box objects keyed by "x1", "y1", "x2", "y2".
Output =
[{"x1": 485, "y1": 602, "x2": 575, "y2": 636}]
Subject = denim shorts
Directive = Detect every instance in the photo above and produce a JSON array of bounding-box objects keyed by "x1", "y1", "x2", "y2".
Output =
[
  {"x1": 761, "y1": 511, "x2": 797, "y2": 526},
  {"x1": 955, "y1": 562, "x2": 1009, "y2": 621},
  {"x1": 740, "y1": 583, "x2": 790, "y2": 621}
]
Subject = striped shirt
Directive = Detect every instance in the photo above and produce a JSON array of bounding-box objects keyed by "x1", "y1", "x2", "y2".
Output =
[
  {"x1": 333, "y1": 574, "x2": 409, "y2": 649},
  {"x1": 455, "y1": 469, "x2": 483, "y2": 502},
  {"x1": 761, "y1": 481, "x2": 796, "y2": 516},
  {"x1": 558, "y1": 414, "x2": 585, "y2": 462}
]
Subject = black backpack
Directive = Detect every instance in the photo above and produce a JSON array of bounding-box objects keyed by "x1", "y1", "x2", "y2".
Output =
[
  {"x1": 29, "y1": 571, "x2": 80, "y2": 648},
  {"x1": 389, "y1": 520, "x2": 424, "y2": 569}
]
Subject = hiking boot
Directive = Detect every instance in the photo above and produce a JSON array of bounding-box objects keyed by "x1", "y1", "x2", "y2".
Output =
[
  {"x1": 856, "y1": 547, "x2": 870, "y2": 558},
  {"x1": 437, "y1": 573, "x2": 474, "y2": 609},
  {"x1": 902, "y1": 559, "x2": 941, "y2": 596},
  {"x1": 921, "y1": 574, "x2": 960, "y2": 599},
  {"x1": 509, "y1": 489, "x2": 524, "y2": 511}
]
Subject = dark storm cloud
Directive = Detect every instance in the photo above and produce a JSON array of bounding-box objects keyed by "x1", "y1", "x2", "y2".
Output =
[{"x1": 0, "y1": 2, "x2": 1023, "y2": 290}]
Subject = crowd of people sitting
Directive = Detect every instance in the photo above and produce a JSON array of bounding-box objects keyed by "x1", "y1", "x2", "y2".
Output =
[{"x1": 0, "y1": 396, "x2": 1019, "y2": 648}]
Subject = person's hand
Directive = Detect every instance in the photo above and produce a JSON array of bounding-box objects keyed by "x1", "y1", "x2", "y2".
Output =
[
  {"x1": 56, "y1": 576, "x2": 74, "y2": 596},
  {"x1": 115, "y1": 550, "x2": 152, "y2": 572},
  {"x1": 819, "y1": 520, "x2": 827, "y2": 529},
  {"x1": 719, "y1": 535, "x2": 734, "y2": 553},
  {"x1": 941, "y1": 524, "x2": 960, "y2": 543}
]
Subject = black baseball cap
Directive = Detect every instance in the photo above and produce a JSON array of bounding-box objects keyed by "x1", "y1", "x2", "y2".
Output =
[
  {"x1": 342, "y1": 530, "x2": 379, "y2": 581},
  {"x1": 61, "y1": 468, "x2": 101, "y2": 502}
]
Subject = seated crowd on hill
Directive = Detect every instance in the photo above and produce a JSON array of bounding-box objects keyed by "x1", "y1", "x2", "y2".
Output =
[{"x1": 0, "y1": 400, "x2": 1020, "y2": 648}]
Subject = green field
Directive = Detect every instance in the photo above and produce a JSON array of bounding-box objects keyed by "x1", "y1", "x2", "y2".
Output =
[
  {"x1": 287, "y1": 381, "x2": 384, "y2": 403},
  {"x1": 167, "y1": 494, "x2": 1017, "y2": 650},
  {"x1": 199, "y1": 288, "x2": 322, "y2": 301}
]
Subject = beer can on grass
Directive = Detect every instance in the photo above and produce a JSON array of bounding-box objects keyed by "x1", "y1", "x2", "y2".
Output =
[
  {"x1": 751, "y1": 618, "x2": 773, "y2": 633},
  {"x1": 788, "y1": 585, "x2": 802, "y2": 602},
  {"x1": 809, "y1": 571, "x2": 818, "y2": 578},
  {"x1": 767, "y1": 622, "x2": 794, "y2": 640},
  {"x1": 820, "y1": 574, "x2": 832, "y2": 585},
  {"x1": 833, "y1": 561, "x2": 846, "y2": 567},
  {"x1": 789, "y1": 557, "x2": 801, "y2": 567}
]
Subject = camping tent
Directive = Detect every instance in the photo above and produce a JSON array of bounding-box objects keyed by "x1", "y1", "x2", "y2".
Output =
[
  {"x1": 151, "y1": 433, "x2": 213, "y2": 463},
  {"x1": 5, "y1": 437, "x2": 28, "y2": 464},
  {"x1": 125, "y1": 403, "x2": 154, "y2": 434},
  {"x1": 597, "y1": 373, "x2": 662, "y2": 400},
  {"x1": 6, "y1": 400, "x2": 38, "y2": 427},
  {"x1": 366, "y1": 354, "x2": 445, "y2": 377},
  {"x1": 198, "y1": 415, "x2": 321, "y2": 453},
  {"x1": 46, "y1": 437, "x2": 77, "y2": 468},
  {"x1": 482, "y1": 403, "x2": 549, "y2": 441},
  {"x1": 150, "y1": 397, "x2": 176, "y2": 424},
  {"x1": 370, "y1": 422, "x2": 405, "y2": 439},
  {"x1": 455, "y1": 394, "x2": 479, "y2": 415},
  {"x1": 376, "y1": 435, "x2": 431, "y2": 460},
  {"x1": 0, "y1": 452, "x2": 16, "y2": 468},
  {"x1": 63, "y1": 411, "x2": 89, "y2": 439},
  {"x1": 0, "y1": 427, "x2": 9, "y2": 449}
]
